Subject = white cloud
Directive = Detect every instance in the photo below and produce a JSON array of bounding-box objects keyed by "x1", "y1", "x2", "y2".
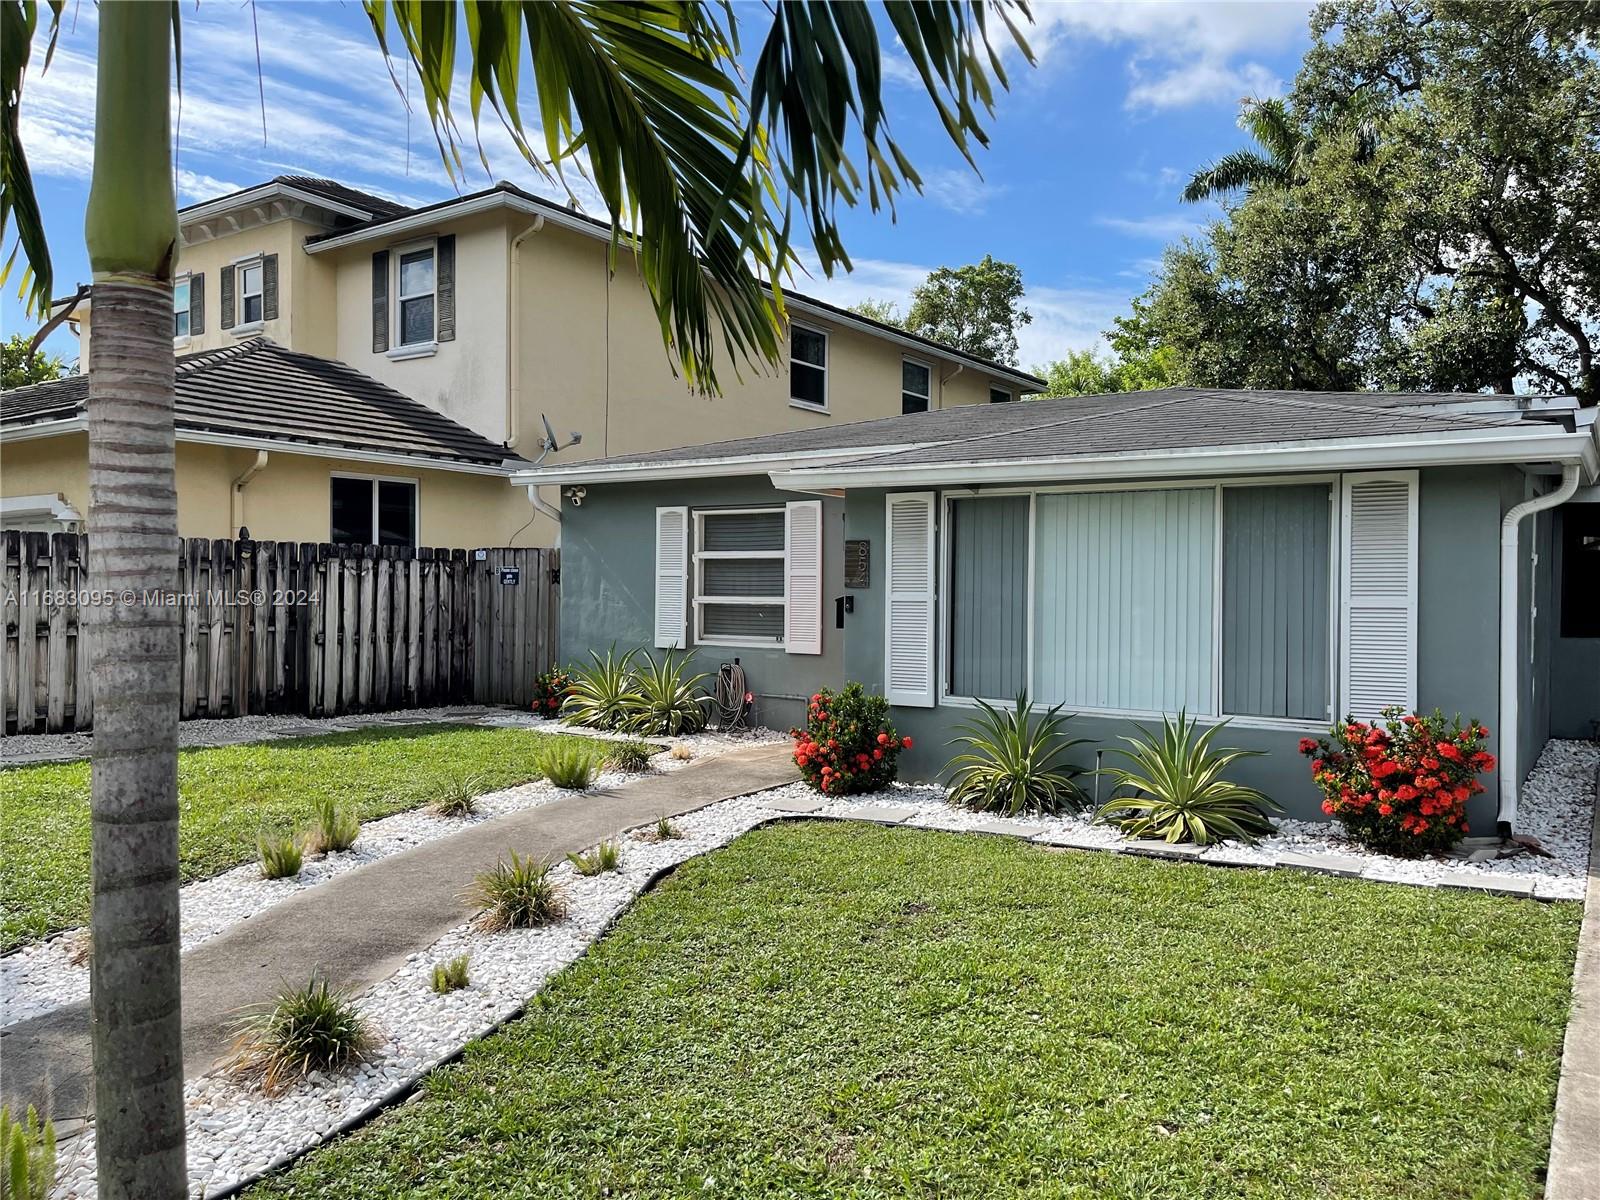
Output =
[
  {"x1": 1126, "y1": 59, "x2": 1283, "y2": 111},
  {"x1": 919, "y1": 167, "x2": 1001, "y2": 216},
  {"x1": 1094, "y1": 213, "x2": 1204, "y2": 240}
]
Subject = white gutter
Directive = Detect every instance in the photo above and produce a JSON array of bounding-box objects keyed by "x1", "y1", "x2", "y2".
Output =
[
  {"x1": 505, "y1": 217, "x2": 545, "y2": 448},
  {"x1": 1, "y1": 416, "x2": 88, "y2": 442},
  {"x1": 302, "y1": 189, "x2": 1045, "y2": 393},
  {"x1": 1497, "y1": 461, "x2": 1581, "y2": 830},
  {"x1": 509, "y1": 443, "x2": 925, "y2": 487},
  {"x1": 776, "y1": 425, "x2": 1599, "y2": 491},
  {"x1": 229, "y1": 450, "x2": 269, "y2": 537}
]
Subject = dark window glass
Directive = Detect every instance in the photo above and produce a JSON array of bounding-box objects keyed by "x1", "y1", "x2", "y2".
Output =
[
  {"x1": 701, "y1": 603, "x2": 784, "y2": 641},
  {"x1": 330, "y1": 476, "x2": 374, "y2": 544},
  {"x1": 399, "y1": 295, "x2": 434, "y2": 346},
  {"x1": 241, "y1": 263, "x2": 263, "y2": 324},
  {"x1": 989, "y1": 387, "x2": 1012, "y2": 403},
  {"x1": 902, "y1": 360, "x2": 930, "y2": 414},
  {"x1": 378, "y1": 481, "x2": 417, "y2": 548},
  {"x1": 1560, "y1": 503, "x2": 1600, "y2": 638},
  {"x1": 791, "y1": 326, "x2": 827, "y2": 406}
]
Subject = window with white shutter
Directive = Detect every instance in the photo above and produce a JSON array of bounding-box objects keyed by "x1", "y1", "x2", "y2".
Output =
[
  {"x1": 654, "y1": 506, "x2": 689, "y2": 649},
  {"x1": 784, "y1": 500, "x2": 824, "y2": 655},
  {"x1": 1339, "y1": 471, "x2": 1418, "y2": 718},
  {"x1": 693, "y1": 509, "x2": 786, "y2": 646},
  {"x1": 885, "y1": 492, "x2": 937, "y2": 707}
]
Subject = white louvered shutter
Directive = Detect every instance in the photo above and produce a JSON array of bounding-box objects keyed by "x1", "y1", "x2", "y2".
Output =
[
  {"x1": 1340, "y1": 472, "x2": 1418, "y2": 718},
  {"x1": 654, "y1": 506, "x2": 688, "y2": 649},
  {"x1": 885, "y1": 492, "x2": 937, "y2": 707},
  {"x1": 784, "y1": 500, "x2": 824, "y2": 655}
]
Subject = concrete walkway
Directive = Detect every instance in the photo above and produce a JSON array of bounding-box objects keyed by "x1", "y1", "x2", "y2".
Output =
[
  {"x1": 1546, "y1": 762, "x2": 1600, "y2": 1200},
  {"x1": 0, "y1": 743, "x2": 796, "y2": 1123}
]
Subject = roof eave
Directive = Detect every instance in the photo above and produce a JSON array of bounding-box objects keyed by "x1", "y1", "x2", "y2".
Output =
[
  {"x1": 509, "y1": 443, "x2": 926, "y2": 487},
  {"x1": 771, "y1": 426, "x2": 1600, "y2": 491}
]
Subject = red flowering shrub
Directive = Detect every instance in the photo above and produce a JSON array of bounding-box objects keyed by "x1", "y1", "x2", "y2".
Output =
[
  {"x1": 791, "y1": 683, "x2": 909, "y2": 796},
  {"x1": 531, "y1": 668, "x2": 572, "y2": 717},
  {"x1": 1300, "y1": 707, "x2": 1496, "y2": 856}
]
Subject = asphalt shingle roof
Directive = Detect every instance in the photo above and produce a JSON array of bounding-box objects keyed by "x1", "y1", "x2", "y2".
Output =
[{"x1": 1, "y1": 339, "x2": 523, "y2": 469}]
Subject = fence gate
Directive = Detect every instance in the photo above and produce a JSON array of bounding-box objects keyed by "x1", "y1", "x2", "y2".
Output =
[
  {"x1": 2, "y1": 531, "x2": 560, "y2": 733},
  {"x1": 471, "y1": 547, "x2": 560, "y2": 708}
]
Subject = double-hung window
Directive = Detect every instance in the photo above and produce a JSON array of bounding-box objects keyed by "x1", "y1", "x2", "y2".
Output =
[
  {"x1": 396, "y1": 243, "x2": 437, "y2": 347},
  {"x1": 902, "y1": 359, "x2": 931, "y2": 414},
  {"x1": 942, "y1": 481, "x2": 1337, "y2": 722},
  {"x1": 693, "y1": 508, "x2": 786, "y2": 645},
  {"x1": 238, "y1": 260, "x2": 264, "y2": 326},
  {"x1": 330, "y1": 474, "x2": 418, "y2": 548},
  {"x1": 174, "y1": 276, "x2": 192, "y2": 338},
  {"x1": 790, "y1": 324, "x2": 828, "y2": 409},
  {"x1": 989, "y1": 386, "x2": 1013, "y2": 404}
]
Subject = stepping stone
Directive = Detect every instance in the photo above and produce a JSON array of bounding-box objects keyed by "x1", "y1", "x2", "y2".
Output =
[
  {"x1": 843, "y1": 804, "x2": 916, "y2": 824},
  {"x1": 1032, "y1": 830, "x2": 1118, "y2": 852},
  {"x1": 970, "y1": 819, "x2": 1036, "y2": 838},
  {"x1": 1275, "y1": 851, "x2": 1364, "y2": 877},
  {"x1": 762, "y1": 796, "x2": 826, "y2": 814},
  {"x1": 1438, "y1": 872, "x2": 1537, "y2": 899},
  {"x1": 1123, "y1": 839, "x2": 1204, "y2": 860},
  {"x1": 1360, "y1": 866, "x2": 1427, "y2": 887}
]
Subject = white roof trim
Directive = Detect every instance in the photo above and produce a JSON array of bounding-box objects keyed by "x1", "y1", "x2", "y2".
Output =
[
  {"x1": 179, "y1": 182, "x2": 377, "y2": 228},
  {"x1": 0, "y1": 493, "x2": 82, "y2": 521},
  {"x1": 772, "y1": 424, "x2": 1600, "y2": 491},
  {"x1": 303, "y1": 189, "x2": 1045, "y2": 391}
]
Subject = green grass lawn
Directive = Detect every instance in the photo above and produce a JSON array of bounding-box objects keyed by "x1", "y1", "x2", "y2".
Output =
[
  {"x1": 251, "y1": 822, "x2": 1580, "y2": 1200},
  {"x1": 0, "y1": 723, "x2": 648, "y2": 950}
]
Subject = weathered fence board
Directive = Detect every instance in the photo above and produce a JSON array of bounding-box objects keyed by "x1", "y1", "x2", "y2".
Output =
[{"x1": 2, "y1": 531, "x2": 558, "y2": 733}]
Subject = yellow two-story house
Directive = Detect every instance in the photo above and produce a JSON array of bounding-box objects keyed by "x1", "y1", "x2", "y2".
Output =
[{"x1": 2, "y1": 176, "x2": 1043, "y2": 549}]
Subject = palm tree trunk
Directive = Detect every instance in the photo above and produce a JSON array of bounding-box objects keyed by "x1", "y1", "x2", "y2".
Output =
[{"x1": 84, "y1": 5, "x2": 186, "y2": 1198}]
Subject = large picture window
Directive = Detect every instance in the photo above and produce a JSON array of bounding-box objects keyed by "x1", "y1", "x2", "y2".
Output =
[
  {"x1": 331, "y1": 475, "x2": 417, "y2": 548},
  {"x1": 943, "y1": 481, "x2": 1335, "y2": 723},
  {"x1": 694, "y1": 508, "x2": 786, "y2": 645}
]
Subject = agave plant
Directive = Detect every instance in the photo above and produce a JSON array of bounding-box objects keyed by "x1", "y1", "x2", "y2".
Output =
[
  {"x1": 561, "y1": 647, "x2": 639, "y2": 731},
  {"x1": 624, "y1": 649, "x2": 710, "y2": 736},
  {"x1": 1096, "y1": 712, "x2": 1282, "y2": 845},
  {"x1": 945, "y1": 694, "x2": 1090, "y2": 816}
]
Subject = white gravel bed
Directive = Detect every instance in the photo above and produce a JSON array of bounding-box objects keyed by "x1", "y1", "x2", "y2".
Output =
[
  {"x1": 1, "y1": 724, "x2": 784, "y2": 1027},
  {"x1": 48, "y1": 792, "x2": 785, "y2": 1200}
]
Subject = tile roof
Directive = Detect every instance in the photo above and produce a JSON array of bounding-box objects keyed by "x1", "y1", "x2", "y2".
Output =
[
  {"x1": 516, "y1": 386, "x2": 1572, "y2": 480},
  {"x1": 180, "y1": 176, "x2": 411, "y2": 220},
  {"x1": 1, "y1": 339, "x2": 525, "y2": 469}
]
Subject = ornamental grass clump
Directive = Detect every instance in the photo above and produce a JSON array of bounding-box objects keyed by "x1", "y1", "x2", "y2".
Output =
[
  {"x1": 469, "y1": 851, "x2": 568, "y2": 931},
  {"x1": 257, "y1": 828, "x2": 303, "y2": 880},
  {"x1": 624, "y1": 649, "x2": 710, "y2": 736},
  {"x1": 1098, "y1": 712, "x2": 1281, "y2": 846},
  {"x1": 791, "y1": 683, "x2": 909, "y2": 796},
  {"x1": 567, "y1": 839, "x2": 622, "y2": 876},
  {"x1": 303, "y1": 794, "x2": 360, "y2": 855},
  {"x1": 432, "y1": 775, "x2": 485, "y2": 818},
  {"x1": 605, "y1": 741, "x2": 656, "y2": 774},
  {"x1": 1, "y1": 1105, "x2": 56, "y2": 1200},
  {"x1": 430, "y1": 954, "x2": 471, "y2": 994},
  {"x1": 1301, "y1": 707, "x2": 1495, "y2": 856},
  {"x1": 536, "y1": 742, "x2": 601, "y2": 790},
  {"x1": 945, "y1": 694, "x2": 1090, "y2": 815},
  {"x1": 229, "y1": 977, "x2": 376, "y2": 1095},
  {"x1": 562, "y1": 647, "x2": 638, "y2": 731}
]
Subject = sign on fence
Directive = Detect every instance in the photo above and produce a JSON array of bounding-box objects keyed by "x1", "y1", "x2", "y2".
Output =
[{"x1": 1, "y1": 531, "x2": 559, "y2": 733}]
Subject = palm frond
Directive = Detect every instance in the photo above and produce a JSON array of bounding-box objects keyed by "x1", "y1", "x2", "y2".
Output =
[
  {"x1": 1240, "y1": 96, "x2": 1299, "y2": 169},
  {"x1": 1181, "y1": 150, "x2": 1287, "y2": 203},
  {"x1": 1, "y1": 0, "x2": 64, "y2": 317}
]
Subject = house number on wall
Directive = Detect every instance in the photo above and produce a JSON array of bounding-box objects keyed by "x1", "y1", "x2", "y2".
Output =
[{"x1": 844, "y1": 539, "x2": 870, "y2": 589}]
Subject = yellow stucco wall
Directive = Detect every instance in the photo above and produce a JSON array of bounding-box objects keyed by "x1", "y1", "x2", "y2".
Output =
[{"x1": 2, "y1": 433, "x2": 534, "y2": 548}]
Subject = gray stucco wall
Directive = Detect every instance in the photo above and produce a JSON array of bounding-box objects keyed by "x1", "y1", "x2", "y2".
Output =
[{"x1": 558, "y1": 476, "x2": 845, "y2": 732}]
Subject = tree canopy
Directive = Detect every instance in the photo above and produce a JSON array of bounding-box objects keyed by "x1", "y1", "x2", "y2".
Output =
[
  {"x1": 903, "y1": 254, "x2": 1031, "y2": 365},
  {"x1": 1, "y1": 330, "x2": 65, "y2": 389}
]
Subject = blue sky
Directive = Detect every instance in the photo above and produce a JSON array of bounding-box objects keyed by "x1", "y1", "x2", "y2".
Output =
[{"x1": 8, "y1": 1, "x2": 1313, "y2": 370}]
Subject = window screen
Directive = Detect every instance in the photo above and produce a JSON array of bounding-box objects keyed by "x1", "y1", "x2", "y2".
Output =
[
  {"x1": 398, "y1": 248, "x2": 436, "y2": 346},
  {"x1": 240, "y1": 262, "x2": 264, "y2": 324},
  {"x1": 947, "y1": 495, "x2": 1028, "y2": 699},
  {"x1": 1221, "y1": 484, "x2": 1331, "y2": 720},
  {"x1": 1032, "y1": 488, "x2": 1215, "y2": 713}
]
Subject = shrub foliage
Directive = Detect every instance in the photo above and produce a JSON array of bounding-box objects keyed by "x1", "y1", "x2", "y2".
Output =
[
  {"x1": 791, "y1": 684, "x2": 909, "y2": 796},
  {"x1": 531, "y1": 667, "x2": 573, "y2": 718},
  {"x1": 945, "y1": 695, "x2": 1089, "y2": 815},
  {"x1": 470, "y1": 852, "x2": 568, "y2": 931},
  {"x1": 229, "y1": 977, "x2": 376, "y2": 1095},
  {"x1": 431, "y1": 954, "x2": 471, "y2": 994}
]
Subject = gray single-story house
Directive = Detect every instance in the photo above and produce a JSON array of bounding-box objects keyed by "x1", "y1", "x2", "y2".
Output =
[{"x1": 515, "y1": 387, "x2": 1599, "y2": 832}]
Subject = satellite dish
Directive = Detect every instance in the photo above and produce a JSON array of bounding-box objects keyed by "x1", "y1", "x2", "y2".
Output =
[{"x1": 532, "y1": 413, "x2": 582, "y2": 465}]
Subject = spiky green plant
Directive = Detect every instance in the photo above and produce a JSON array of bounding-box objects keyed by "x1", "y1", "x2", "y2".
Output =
[
  {"x1": 562, "y1": 647, "x2": 640, "y2": 731},
  {"x1": 623, "y1": 649, "x2": 710, "y2": 736},
  {"x1": 567, "y1": 839, "x2": 622, "y2": 877},
  {"x1": 257, "y1": 829, "x2": 303, "y2": 880},
  {"x1": 1, "y1": 1105, "x2": 56, "y2": 1200},
  {"x1": 469, "y1": 852, "x2": 568, "y2": 932},
  {"x1": 432, "y1": 775, "x2": 485, "y2": 818},
  {"x1": 430, "y1": 954, "x2": 471, "y2": 995},
  {"x1": 945, "y1": 695, "x2": 1090, "y2": 816},
  {"x1": 604, "y1": 741, "x2": 656, "y2": 774},
  {"x1": 651, "y1": 815, "x2": 684, "y2": 842},
  {"x1": 535, "y1": 743, "x2": 602, "y2": 790},
  {"x1": 228, "y1": 977, "x2": 376, "y2": 1095},
  {"x1": 303, "y1": 794, "x2": 360, "y2": 855},
  {"x1": 1096, "y1": 712, "x2": 1282, "y2": 845}
]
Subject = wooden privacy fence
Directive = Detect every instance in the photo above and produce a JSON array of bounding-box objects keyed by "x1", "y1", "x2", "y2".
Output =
[{"x1": 2, "y1": 531, "x2": 558, "y2": 733}]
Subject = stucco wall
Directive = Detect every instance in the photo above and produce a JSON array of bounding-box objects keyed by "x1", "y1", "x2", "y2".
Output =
[
  {"x1": 559, "y1": 476, "x2": 845, "y2": 731},
  {"x1": 3, "y1": 433, "x2": 533, "y2": 548}
]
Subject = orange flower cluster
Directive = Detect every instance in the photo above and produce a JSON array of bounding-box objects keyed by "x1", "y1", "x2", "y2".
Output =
[
  {"x1": 791, "y1": 683, "x2": 910, "y2": 796},
  {"x1": 1300, "y1": 707, "x2": 1495, "y2": 856}
]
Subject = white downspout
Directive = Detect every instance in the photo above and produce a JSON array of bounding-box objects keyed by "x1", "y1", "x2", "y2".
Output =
[
  {"x1": 526, "y1": 484, "x2": 561, "y2": 546},
  {"x1": 505, "y1": 216, "x2": 546, "y2": 450},
  {"x1": 229, "y1": 450, "x2": 269, "y2": 537},
  {"x1": 939, "y1": 362, "x2": 963, "y2": 409},
  {"x1": 1497, "y1": 461, "x2": 1580, "y2": 829}
]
